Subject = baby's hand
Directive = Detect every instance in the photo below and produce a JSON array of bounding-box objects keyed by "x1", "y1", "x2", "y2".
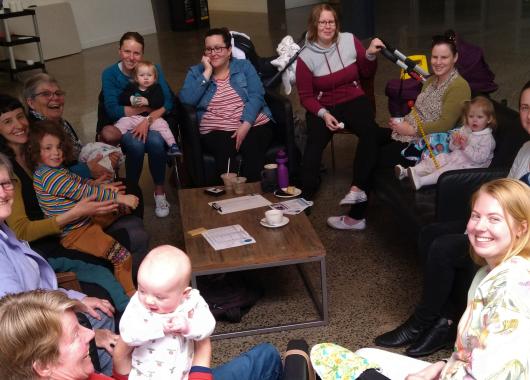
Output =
[
  {"x1": 163, "y1": 314, "x2": 190, "y2": 335},
  {"x1": 117, "y1": 194, "x2": 139, "y2": 209}
]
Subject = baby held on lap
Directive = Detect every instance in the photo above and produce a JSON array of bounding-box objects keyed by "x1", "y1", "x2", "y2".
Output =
[{"x1": 120, "y1": 245, "x2": 216, "y2": 380}]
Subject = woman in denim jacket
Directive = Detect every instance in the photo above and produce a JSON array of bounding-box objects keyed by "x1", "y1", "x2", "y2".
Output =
[{"x1": 179, "y1": 27, "x2": 274, "y2": 181}]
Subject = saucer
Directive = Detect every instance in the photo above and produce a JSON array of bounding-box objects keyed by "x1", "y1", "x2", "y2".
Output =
[
  {"x1": 274, "y1": 187, "x2": 302, "y2": 198},
  {"x1": 260, "y1": 216, "x2": 289, "y2": 228}
]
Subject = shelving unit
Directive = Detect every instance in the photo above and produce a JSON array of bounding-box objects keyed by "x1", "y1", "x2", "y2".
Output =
[{"x1": 0, "y1": 8, "x2": 46, "y2": 80}]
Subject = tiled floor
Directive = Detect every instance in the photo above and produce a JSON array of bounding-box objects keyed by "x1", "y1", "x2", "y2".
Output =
[{"x1": 1, "y1": 0, "x2": 529, "y2": 369}]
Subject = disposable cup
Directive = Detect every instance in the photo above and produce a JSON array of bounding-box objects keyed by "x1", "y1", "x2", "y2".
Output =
[
  {"x1": 233, "y1": 176, "x2": 247, "y2": 195},
  {"x1": 220, "y1": 173, "x2": 237, "y2": 192}
]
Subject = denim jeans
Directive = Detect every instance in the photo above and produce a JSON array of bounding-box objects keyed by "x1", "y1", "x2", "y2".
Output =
[
  {"x1": 212, "y1": 343, "x2": 282, "y2": 380},
  {"x1": 121, "y1": 130, "x2": 167, "y2": 185}
]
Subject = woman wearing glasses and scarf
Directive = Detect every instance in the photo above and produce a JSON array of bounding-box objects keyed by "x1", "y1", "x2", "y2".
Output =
[{"x1": 179, "y1": 27, "x2": 275, "y2": 182}]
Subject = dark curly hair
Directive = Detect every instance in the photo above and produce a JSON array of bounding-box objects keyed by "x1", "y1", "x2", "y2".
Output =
[{"x1": 27, "y1": 120, "x2": 74, "y2": 171}]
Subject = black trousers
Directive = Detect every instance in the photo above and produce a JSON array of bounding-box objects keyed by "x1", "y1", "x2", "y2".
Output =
[
  {"x1": 302, "y1": 97, "x2": 380, "y2": 219},
  {"x1": 415, "y1": 221, "x2": 477, "y2": 323},
  {"x1": 201, "y1": 121, "x2": 274, "y2": 182}
]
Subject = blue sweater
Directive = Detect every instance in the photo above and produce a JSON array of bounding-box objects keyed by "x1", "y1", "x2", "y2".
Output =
[{"x1": 101, "y1": 62, "x2": 174, "y2": 122}]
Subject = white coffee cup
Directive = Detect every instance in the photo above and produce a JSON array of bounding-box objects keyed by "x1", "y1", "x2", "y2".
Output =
[{"x1": 265, "y1": 209, "x2": 283, "y2": 226}]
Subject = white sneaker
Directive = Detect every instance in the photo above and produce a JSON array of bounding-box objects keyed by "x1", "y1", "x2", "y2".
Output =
[
  {"x1": 154, "y1": 193, "x2": 170, "y2": 218},
  {"x1": 407, "y1": 167, "x2": 422, "y2": 190},
  {"x1": 394, "y1": 164, "x2": 407, "y2": 180},
  {"x1": 339, "y1": 190, "x2": 368, "y2": 205},
  {"x1": 327, "y1": 216, "x2": 366, "y2": 230}
]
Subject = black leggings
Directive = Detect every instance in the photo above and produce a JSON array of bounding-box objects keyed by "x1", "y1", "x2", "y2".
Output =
[
  {"x1": 415, "y1": 222, "x2": 477, "y2": 323},
  {"x1": 201, "y1": 121, "x2": 275, "y2": 182},
  {"x1": 302, "y1": 96, "x2": 414, "y2": 219}
]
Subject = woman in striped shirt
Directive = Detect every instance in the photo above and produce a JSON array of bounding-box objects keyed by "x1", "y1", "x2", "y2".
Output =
[{"x1": 179, "y1": 27, "x2": 275, "y2": 182}]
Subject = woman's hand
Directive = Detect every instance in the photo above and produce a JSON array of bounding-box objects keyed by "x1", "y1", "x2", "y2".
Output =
[
  {"x1": 87, "y1": 154, "x2": 114, "y2": 179},
  {"x1": 201, "y1": 55, "x2": 213, "y2": 80},
  {"x1": 117, "y1": 194, "x2": 139, "y2": 209},
  {"x1": 405, "y1": 361, "x2": 446, "y2": 380},
  {"x1": 113, "y1": 338, "x2": 133, "y2": 375},
  {"x1": 231, "y1": 121, "x2": 252, "y2": 150},
  {"x1": 131, "y1": 118, "x2": 149, "y2": 143},
  {"x1": 80, "y1": 296, "x2": 115, "y2": 319},
  {"x1": 367, "y1": 37, "x2": 385, "y2": 55},
  {"x1": 55, "y1": 195, "x2": 119, "y2": 227},
  {"x1": 95, "y1": 329, "x2": 119, "y2": 354},
  {"x1": 109, "y1": 152, "x2": 122, "y2": 169},
  {"x1": 323, "y1": 112, "x2": 342, "y2": 131},
  {"x1": 390, "y1": 119, "x2": 416, "y2": 136}
]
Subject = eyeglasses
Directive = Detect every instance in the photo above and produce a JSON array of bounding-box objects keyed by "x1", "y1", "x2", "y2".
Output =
[
  {"x1": 0, "y1": 180, "x2": 14, "y2": 191},
  {"x1": 204, "y1": 46, "x2": 228, "y2": 55},
  {"x1": 318, "y1": 20, "x2": 336, "y2": 26},
  {"x1": 33, "y1": 90, "x2": 66, "y2": 99}
]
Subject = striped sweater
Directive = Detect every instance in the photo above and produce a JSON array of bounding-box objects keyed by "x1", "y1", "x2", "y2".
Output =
[{"x1": 33, "y1": 165, "x2": 117, "y2": 235}]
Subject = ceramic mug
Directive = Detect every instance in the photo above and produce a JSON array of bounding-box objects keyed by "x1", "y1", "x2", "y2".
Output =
[{"x1": 265, "y1": 209, "x2": 283, "y2": 225}]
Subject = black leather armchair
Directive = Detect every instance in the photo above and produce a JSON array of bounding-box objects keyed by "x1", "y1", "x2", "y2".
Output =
[
  {"x1": 178, "y1": 88, "x2": 300, "y2": 187},
  {"x1": 374, "y1": 99, "x2": 529, "y2": 238}
]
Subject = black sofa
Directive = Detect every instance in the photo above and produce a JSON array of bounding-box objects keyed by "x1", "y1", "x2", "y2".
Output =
[
  {"x1": 178, "y1": 88, "x2": 300, "y2": 187},
  {"x1": 373, "y1": 99, "x2": 529, "y2": 239}
]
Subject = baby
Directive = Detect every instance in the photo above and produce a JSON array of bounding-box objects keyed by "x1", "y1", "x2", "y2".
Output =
[
  {"x1": 395, "y1": 96, "x2": 496, "y2": 190},
  {"x1": 120, "y1": 245, "x2": 215, "y2": 380},
  {"x1": 107, "y1": 60, "x2": 181, "y2": 156}
]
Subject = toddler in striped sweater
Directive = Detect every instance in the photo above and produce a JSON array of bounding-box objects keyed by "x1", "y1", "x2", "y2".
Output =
[{"x1": 29, "y1": 120, "x2": 139, "y2": 296}]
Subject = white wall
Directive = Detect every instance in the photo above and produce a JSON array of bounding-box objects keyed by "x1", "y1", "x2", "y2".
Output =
[{"x1": 30, "y1": 0, "x2": 156, "y2": 48}]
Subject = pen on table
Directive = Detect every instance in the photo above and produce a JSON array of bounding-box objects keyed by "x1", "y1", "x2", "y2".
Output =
[{"x1": 211, "y1": 203, "x2": 222, "y2": 212}]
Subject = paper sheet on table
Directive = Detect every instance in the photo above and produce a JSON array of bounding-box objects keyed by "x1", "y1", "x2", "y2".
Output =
[
  {"x1": 269, "y1": 198, "x2": 313, "y2": 215},
  {"x1": 202, "y1": 224, "x2": 256, "y2": 250},
  {"x1": 208, "y1": 194, "x2": 271, "y2": 214}
]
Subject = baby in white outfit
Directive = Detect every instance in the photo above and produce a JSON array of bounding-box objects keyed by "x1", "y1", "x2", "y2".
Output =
[{"x1": 120, "y1": 245, "x2": 215, "y2": 380}]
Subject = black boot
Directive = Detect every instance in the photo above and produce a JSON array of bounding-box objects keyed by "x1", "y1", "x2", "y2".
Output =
[
  {"x1": 405, "y1": 317, "x2": 456, "y2": 357},
  {"x1": 374, "y1": 315, "x2": 433, "y2": 348}
]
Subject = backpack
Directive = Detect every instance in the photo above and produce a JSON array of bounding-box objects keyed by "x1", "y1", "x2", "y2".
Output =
[{"x1": 198, "y1": 273, "x2": 262, "y2": 323}]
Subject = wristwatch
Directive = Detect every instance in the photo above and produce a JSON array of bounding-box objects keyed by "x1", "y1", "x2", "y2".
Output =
[{"x1": 146, "y1": 115, "x2": 153, "y2": 125}]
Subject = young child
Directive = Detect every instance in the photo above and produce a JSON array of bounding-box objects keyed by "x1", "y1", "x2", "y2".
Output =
[
  {"x1": 120, "y1": 245, "x2": 216, "y2": 380},
  {"x1": 108, "y1": 60, "x2": 181, "y2": 156},
  {"x1": 396, "y1": 96, "x2": 496, "y2": 190},
  {"x1": 29, "y1": 121, "x2": 139, "y2": 296}
]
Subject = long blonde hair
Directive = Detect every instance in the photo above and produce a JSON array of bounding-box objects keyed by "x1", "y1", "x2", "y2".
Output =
[
  {"x1": 469, "y1": 178, "x2": 530, "y2": 266},
  {"x1": 0, "y1": 290, "x2": 80, "y2": 380}
]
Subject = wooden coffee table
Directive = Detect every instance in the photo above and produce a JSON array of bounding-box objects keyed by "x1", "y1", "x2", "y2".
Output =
[{"x1": 178, "y1": 182, "x2": 328, "y2": 339}]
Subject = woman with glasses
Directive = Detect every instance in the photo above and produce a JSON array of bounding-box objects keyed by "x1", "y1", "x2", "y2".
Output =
[
  {"x1": 23, "y1": 73, "x2": 118, "y2": 180},
  {"x1": 179, "y1": 27, "x2": 275, "y2": 182},
  {"x1": 0, "y1": 94, "x2": 148, "y2": 309},
  {"x1": 296, "y1": 3, "x2": 383, "y2": 231},
  {"x1": 0, "y1": 151, "x2": 118, "y2": 375}
]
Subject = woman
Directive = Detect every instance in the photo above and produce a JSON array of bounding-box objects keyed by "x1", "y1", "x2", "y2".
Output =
[
  {"x1": 0, "y1": 154, "x2": 118, "y2": 375},
  {"x1": 100, "y1": 31, "x2": 173, "y2": 218},
  {"x1": 353, "y1": 178, "x2": 530, "y2": 379},
  {"x1": 0, "y1": 94, "x2": 149, "y2": 298},
  {"x1": 374, "y1": 81, "x2": 530, "y2": 357},
  {"x1": 297, "y1": 7, "x2": 470, "y2": 230},
  {"x1": 24, "y1": 73, "x2": 118, "y2": 180},
  {"x1": 0, "y1": 290, "x2": 284, "y2": 380},
  {"x1": 179, "y1": 27, "x2": 275, "y2": 182}
]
